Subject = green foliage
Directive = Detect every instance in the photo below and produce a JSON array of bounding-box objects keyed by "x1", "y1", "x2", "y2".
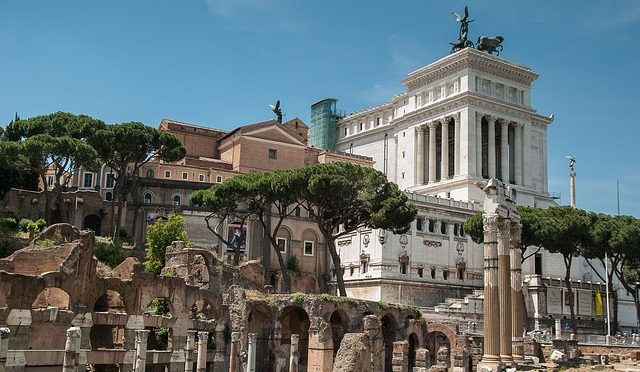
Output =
[
  {"x1": 287, "y1": 256, "x2": 300, "y2": 273},
  {"x1": 147, "y1": 298, "x2": 171, "y2": 316},
  {"x1": 30, "y1": 198, "x2": 39, "y2": 205},
  {"x1": 27, "y1": 219, "x2": 46, "y2": 234},
  {"x1": 94, "y1": 238, "x2": 125, "y2": 268},
  {"x1": 144, "y1": 214, "x2": 190, "y2": 274},
  {"x1": 18, "y1": 218, "x2": 31, "y2": 232},
  {"x1": 148, "y1": 327, "x2": 169, "y2": 350},
  {"x1": 379, "y1": 301, "x2": 390, "y2": 310},
  {"x1": 292, "y1": 292, "x2": 305, "y2": 304},
  {"x1": 0, "y1": 217, "x2": 18, "y2": 231},
  {"x1": 463, "y1": 212, "x2": 483, "y2": 244},
  {"x1": 118, "y1": 227, "x2": 129, "y2": 239}
]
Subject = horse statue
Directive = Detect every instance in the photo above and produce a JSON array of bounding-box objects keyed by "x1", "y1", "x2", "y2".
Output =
[
  {"x1": 476, "y1": 35, "x2": 504, "y2": 56},
  {"x1": 450, "y1": 38, "x2": 474, "y2": 54}
]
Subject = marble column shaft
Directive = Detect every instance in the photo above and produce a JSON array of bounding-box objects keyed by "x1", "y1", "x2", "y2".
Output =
[
  {"x1": 476, "y1": 114, "x2": 483, "y2": 177},
  {"x1": 289, "y1": 334, "x2": 300, "y2": 372},
  {"x1": 428, "y1": 123, "x2": 437, "y2": 183},
  {"x1": 441, "y1": 119, "x2": 449, "y2": 180},
  {"x1": 514, "y1": 124, "x2": 523, "y2": 185},
  {"x1": 229, "y1": 332, "x2": 240, "y2": 372},
  {"x1": 185, "y1": 331, "x2": 197, "y2": 372},
  {"x1": 480, "y1": 215, "x2": 500, "y2": 365},
  {"x1": 498, "y1": 219, "x2": 513, "y2": 365},
  {"x1": 197, "y1": 331, "x2": 209, "y2": 372},
  {"x1": 501, "y1": 121, "x2": 510, "y2": 182},
  {"x1": 510, "y1": 223, "x2": 524, "y2": 363},
  {"x1": 416, "y1": 126, "x2": 425, "y2": 185},
  {"x1": 133, "y1": 329, "x2": 149, "y2": 372},
  {"x1": 454, "y1": 113, "x2": 461, "y2": 176},
  {"x1": 247, "y1": 333, "x2": 258, "y2": 372},
  {"x1": 488, "y1": 117, "x2": 496, "y2": 179},
  {"x1": 63, "y1": 327, "x2": 81, "y2": 372}
]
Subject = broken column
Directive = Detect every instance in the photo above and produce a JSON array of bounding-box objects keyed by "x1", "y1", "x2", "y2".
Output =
[
  {"x1": 391, "y1": 340, "x2": 408, "y2": 372},
  {"x1": 214, "y1": 324, "x2": 225, "y2": 372},
  {"x1": 62, "y1": 326, "x2": 81, "y2": 372},
  {"x1": 510, "y1": 222, "x2": 525, "y2": 364},
  {"x1": 197, "y1": 331, "x2": 209, "y2": 372},
  {"x1": 414, "y1": 348, "x2": 430, "y2": 372},
  {"x1": 289, "y1": 333, "x2": 300, "y2": 372},
  {"x1": 364, "y1": 315, "x2": 384, "y2": 372},
  {"x1": 185, "y1": 331, "x2": 197, "y2": 372},
  {"x1": 307, "y1": 323, "x2": 334, "y2": 371},
  {"x1": 478, "y1": 214, "x2": 501, "y2": 370},
  {"x1": 247, "y1": 332, "x2": 257, "y2": 372},
  {"x1": 0, "y1": 328, "x2": 10, "y2": 367},
  {"x1": 229, "y1": 331, "x2": 240, "y2": 372},
  {"x1": 133, "y1": 329, "x2": 149, "y2": 372},
  {"x1": 497, "y1": 219, "x2": 513, "y2": 366}
]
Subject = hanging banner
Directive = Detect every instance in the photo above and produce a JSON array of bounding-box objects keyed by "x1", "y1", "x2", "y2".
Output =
[{"x1": 595, "y1": 291, "x2": 603, "y2": 317}]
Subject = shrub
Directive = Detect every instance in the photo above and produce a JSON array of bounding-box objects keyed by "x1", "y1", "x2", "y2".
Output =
[
  {"x1": 18, "y1": 218, "x2": 31, "y2": 232},
  {"x1": 292, "y1": 292, "x2": 305, "y2": 304},
  {"x1": 118, "y1": 227, "x2": 129, "y2": 239},
  {"x1": 144, "y1": 214, "x2": 190, "y2": 274},
  {"x1": 0, "y1": 217, "x2": 18, "y2": 231},
  {"x1": 27, "y1": 219, "x2": 46, "y2": 234},
  {"x1": 287, "y1": 255, "x2": 300, "y2": 273},
  {"x1": 94, "y1": 238, "x2": 125, "y2": 268}
]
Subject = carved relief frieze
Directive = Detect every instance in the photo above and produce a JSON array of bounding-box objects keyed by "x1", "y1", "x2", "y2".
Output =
[
  {"x1": 337, "y1": 239, "x2": 352, "y2": 247},
  {"x1": 424, "y1": 240, "x2": 443, "y2": 247}
]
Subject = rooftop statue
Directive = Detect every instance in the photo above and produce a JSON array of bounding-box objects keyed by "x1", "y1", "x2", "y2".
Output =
[
  {"x1": 476, "y1": 35, "x2": 504, "y2": 56},
  {"x1": 270, "y1": 100, "x2": 284, "y2": 124},
  {"x1": 566, "y1": 155, "x2": 576, "y2": 173},
  {"x1": 450, "y1": 6, "x2": 474, "y2": 53}
]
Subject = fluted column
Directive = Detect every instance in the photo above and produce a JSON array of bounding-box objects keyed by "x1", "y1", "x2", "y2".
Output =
[
  {"x1": 487, "y1": 116, "x2": 496, "y2": 179},
  {"x1": 441, "y1": 118, "x2": 450, "y2": 180},
  {"x1": 416, "y1": 126, "x2": 425, "y2": 185},
  {"x1": 428, "y1": 123, "x2": 437, "y2": 183},
  {"x1": 476, "y1": 113, "x2": 483, "y2": 177},
  {"x1": 510, "y1": 222, "x2": 524, "y2": 364},
  {"x1": 501, "y1": 120, "x2": 510, "y2": 182},
  {"x1": 480, "y1": 214, "x2": 500, "y2": 367},
  {"x1": 514, "y1": 124, "x2": 523, "y2": 185},
  {"x1": 196, "y1": 331, "x2": 208, "y2": 372},
  {"x1": 498, "y1": 219, "x2": 513, "y2": 365},
  {"x1": 454, "y1": 113, "x2": 461, "y2": 177},
  {"x1": 185, "y1": 331, "x2": 197, "y2": 372},
  {"x1": 247, "y1": 333, "x2": 258, "y2": 372}
]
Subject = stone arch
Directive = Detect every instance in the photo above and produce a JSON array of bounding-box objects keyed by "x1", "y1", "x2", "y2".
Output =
[
  {"x1": 189, "y1": 299, "x2": 216, "y2": 320},
  {"x1": 83, "y1": 214, "x2": 102, "y2": 236},
  {"x1": 91, "y1": 290, "x2": 127, "y2": 349},
  {"x1": 32, "y1": 287, "x2": 71, "y2": 309},
  {"x1": 248, "y1": 304, "x2": 274, "y2": 370},
  {"x1": 278, "y1": 305, "x2": 310, "y2": 370},
  {"x1": 381, "y1": 314, "x2": 398, "y2": 372},
  {"x1": 145, "y1": 297, "x2": 173, "y2": 351},
  {"x1": 171, "y1": 193, "x2": 182, "y2": 207},
  {"x1": 94, "y1": 289, "x2": 126, "y2": 313},
  {"x1": 143, "y1": 191, "x2": 154, "y2": 204},
  {"x1": 426, "y1": 331, "x2": 451, "y2": 367},
  {"x1": 408, "y1": 332, "x2": 419, "y2": 371},
  {"x1": 330, "y1": 308, "x2": 349, "y2": 357},
  {"x1": 426, "y1": 323, "x2": 458, "y2": 349}
]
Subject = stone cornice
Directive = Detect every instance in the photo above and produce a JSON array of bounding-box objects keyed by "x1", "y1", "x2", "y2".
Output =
[{"x1": 403, "y1": 48, "x2": 538, "y2": 90}]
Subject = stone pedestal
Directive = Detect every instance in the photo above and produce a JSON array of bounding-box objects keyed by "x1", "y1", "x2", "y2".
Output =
[
  {"x1": 247, "y1": 333, "x2": 257, "y2": 372},
  {"x1": 62, "y1": 326, "x2": 81, "y2": 372},
  {"x1": 133, "y1": 329, "x2": 150, "y2": 372},
  {"x1": 392, "y1": 340, "x2": 408, "y2": 372},
  {"x1": 185, "y1": 331, "x2": 197, "y2": 372},
  {"x1": 197, "y1": 331, "x2": 209, "y2": 372},
  {"x1": 289, "y1": 334, "x2": 300, "y2": 372}
]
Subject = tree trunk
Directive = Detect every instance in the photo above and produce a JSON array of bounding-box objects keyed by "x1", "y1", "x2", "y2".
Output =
[
  {"x1": 326, "y1": 237, "x2": 347, "y2": 296},
  {"x1": 564, "y1": 257, "x2": 577, "y2": 334},
  {"x1": 40, "y1": 170, "x2": 52, "y2": 224}
]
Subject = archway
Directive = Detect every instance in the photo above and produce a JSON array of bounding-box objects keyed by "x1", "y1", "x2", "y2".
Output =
[
  {"x1": 248, "y1": 304, "x2": 274, "y2": 370},
  {"x1": 32, "y1": 287, "x2": 70, "y2": 309},
  {"x1": 83, "y1": 214, "x2": 102, "y2": 235},
  {"x1": 145, "y1": 298, "x2": 173, "y2": 351},
  {"x1": 94, "y1": 290, "x2": 126, "y2": 313},
  {"x1": 381, "y1": 314, "x2": 397, "y2": 372},
  {"x1": 408, "y1": 332, "x2": 419, "y2": 371},
  {"x1": 91, "y1": 290, "x2": 127, "y2": 349},
  {"x1": 330, "y1": 309, "x2": 349, "y2": 358},
  {"x1": 279, "y1": 305, "x2": 310, "y2": 370},
  {"x1": 426, "y1": 331, "x2": 451, "y2": 366}
]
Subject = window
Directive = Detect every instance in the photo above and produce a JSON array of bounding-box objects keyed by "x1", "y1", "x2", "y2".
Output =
[
  {"x1": 216, "y1": 175, "x2": 223, "y2": 183},
  {"x1": 105, "y1": 192, "x2": 113, "y2": 201},
  {"x1": 182, "y1": 172, "x2": 188, "y2": 180},
  {"x1": 457, "y1": 268, "x2": 465, "y2": 280},
  {"x1": 359, "y1": 122, "x2": 363, "y2": 131},
  {"x1": 362, "y1": 261, "x2": 368, "y2": 274},
  {"x1": 344, "y1": 127, "x2": 348, "y2": 136},
  {"x1": 172, "y1": 195, "x2": 181, "y2": 207},
  {"x1": 83, "y1": 173, "x2": 94, "y2": 188},
  {"x1": 294, "y1": 207, "x2": 301, "y2": 217},
  {"x1": 534, "y1": 254, "x2": 543, "y2": 275},
  {"x1": 198, "y1": 174, "x2": 205, "y2": 182},
  {"x1": 443, "y1": 270, "x2": 449, "y2": 280},
  {"x1": 401, "y1": 172, "x2": 405, "y2": 179},
  {"x1": 350, "y1": 267, "x2": 354, "y2": 276},
  {"x1": 268, "y1": 149, "x2": 277, "y2": 159},
  {"x1": 277, "y1": 238, "x2": 287, "y2": 253},
  {"x1": 431, "y1": 268, "x2": 436, "y2": 279},
  {"x1": 416, "y1": 217, "x2": 423, "y2": 231},
  {"x1": 146, "y1": 169, "x2": 154, "y2": 179},
  {"x1": 400, "y1": 262, "x2": 408, "y2": 275},
  {"x1": 46, "y1": 176, "x2": 54, "y2": 187},
  {"x1": 402, "y1": 151, "x2": 405, "y2": 158},
  {"x1": 144, "y1": 193, "x2": 152, "y2": 204},
  {"x1": 164, "y1": 170, "x2": 171, "y2": 178},
  {"x1": 417, "y1": 267, "x2": 424, "y2": 278},
  {"x1": 105, "y1": 173, "x2": 115, "y2": 189},
  {"x1": 376, "y1": 117, "x2": 381, "y2": 126},
  {"x1": 460, "y1": 226, "x2": 465, "y2": 237},
  {"x1": 453, "y1": 224, "x2": 459, "y2": 236},
  {"x1": 428, "y1": 220, "x2": 435, "y2": 233},
  {"x1": 440, "y1": 221, "x2": 447, "y2": 234},
  {"x1": 304, "y1": 241, "x2": 314, "y2": 256}
]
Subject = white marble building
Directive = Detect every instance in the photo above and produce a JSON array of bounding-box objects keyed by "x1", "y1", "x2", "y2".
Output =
[{"x1": 329, "y1": 48, "x2": 637, "y2": 330}]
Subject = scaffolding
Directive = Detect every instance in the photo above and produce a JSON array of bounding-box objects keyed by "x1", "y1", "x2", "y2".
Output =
[{"x1": 309, "y1": 98, "x2": 343, "y2": 150}]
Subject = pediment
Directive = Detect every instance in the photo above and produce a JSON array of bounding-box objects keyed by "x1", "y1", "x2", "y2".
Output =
[{"x1": 242, "y1": 125, "x2": 305, "y2": 146}]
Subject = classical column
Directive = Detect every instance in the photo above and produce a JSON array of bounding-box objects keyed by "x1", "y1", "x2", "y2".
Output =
[
  {"x1": 501, "y1": 120, "x2": 510, "y2": 182},
  {"x1": 247, "y1": 333, "x2": 258, "y2": 372},
  {"x1": 510, "y1": 222, "x2": 524, "y2": 364},
  {"x1": 487, "y1": 116, "x2": 496, "y2": 179},
  {"x1": 289, "y1": 334, "x2": 300, "y2": 372},
  {"x1": 497, "y1": 219, "x2": 513, "y2": 365},
  {"x1": 63, "y1": 327, "x2": 81, "y2": 372},
  {"x1": 197, "y1": 331, "x2": 208, "y2": 372},
  {"x1": 441, "y1": 118, "x2": 450, "y2": 180},
  {"x1": 428, "y1": 123, "x2": 437, "y2": 183},
  {"x1": 0, "y1": 328, "x2": 9, "y2": 367},
  {"x1": 229, "y1": 332, "x2": 240, "y2": 372},
  {"x1": 479, "y1": 214, "x2": 500, "y2": 368},
  {"x1": 185, "y1": 331, "x2": 197, "y2": 372},
  {"x1": 514, "y1": 124, "x2": 523, "y2": 185},
  {"x1": 416, "y1": 126, "x2": 425, "y2": 185},
  {"x1": 476, "y1": 113, "x2": 483, "y2": 177},
  {"x1": 133, "y1": 329, "x2": 149, "y2": 372},
  {"x1": 454, "y1": 112, "x2": 461, "y2": 177}
]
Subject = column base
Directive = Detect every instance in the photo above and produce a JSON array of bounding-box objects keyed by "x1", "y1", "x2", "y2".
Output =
[
  {"x1": 477, "y1": 358, "x2": 502, "y2": 372},
  {"x1": 500, "y1": 355, "x2": 514, "y2": 366}
]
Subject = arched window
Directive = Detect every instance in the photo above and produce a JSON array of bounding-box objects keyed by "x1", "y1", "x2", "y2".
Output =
[
  {"x1": 105, "y1": 191, "x2": 113, "y2": 201},
  {"x1": 144, "y1": 193, "x2": 152, "y2": 204},
  {"x1": 146, "y1": 169, "x2": 154, "y2": 179},
  {"x1": 172, "y1": 195, "x2": 181, "y2": 207}
]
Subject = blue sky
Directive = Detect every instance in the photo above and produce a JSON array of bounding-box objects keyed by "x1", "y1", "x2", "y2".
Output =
[{"x1": 1, "y1": 1, "x2": 639, "y2": 216}]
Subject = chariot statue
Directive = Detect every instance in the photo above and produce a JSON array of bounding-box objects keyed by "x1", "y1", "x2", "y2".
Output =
[
  {"x1": 476, "y1": 35, "x2": 504, "y2": 56},
  {"x1": 450, "y1": 6, "x2": 474, "y2": 53}
]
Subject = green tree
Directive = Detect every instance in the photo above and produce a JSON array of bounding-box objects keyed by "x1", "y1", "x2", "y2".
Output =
[
  {"x1": 144, "y1": 214, "x2": 190, "y2": 274},
  {"x1": 2, "y1": 112, "x2": 105, "y2": 223},
  {"x1": 298, "y1": 162, "x2": 417, "y2": 296},
  {"x1": 90, "y1": 122, "x2": 186, "y2": 238},
  {"x1": 0, "y1": 118, "x2": 38, "y2": 199}
]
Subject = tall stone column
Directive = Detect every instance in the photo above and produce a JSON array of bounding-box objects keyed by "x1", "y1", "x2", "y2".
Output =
[
  {"x1": 479, "y1": 214, "x2": 500, "y2": 369},
  {"x1": 497, "y1": 219, "x2": 513, "y2": 365},
  {"x1": 428, "y1": 123, "x2": 437, "y2": 183},
  {"x1": 0, "y1": 327, "x2": 9, "y2": 367},
  {"x1": 476, "y1": 113, "x2": 483, "y2": 178},
  {"x1": 229, "y1": 332, "x2": 240, "y2": 372},
  {"x1": 500, "y1": 120, "x2": 510, "y2": 182},
  {"x1": 214, "y1": 325, "x2": 226, "y2": 372},
  {"x1": 185, "y1": 331, "x2": 197, "y2": 372},
  {"x1": 133, "y1": 329, "x2": 149, "y2": 372},
  {"x1": 63, "y1": 326, "x2": 81, "y2": 372},
  {"x1": 289, "y1": 334, "x2": 300, "y2": 372},
  {"x1": 441, "y1": 118, "x2": 450, "y2": 180},
  {"x1": 454, "y1": 112, "x2": 461, "y2": 177},
  {"x1": 487, "y1": 116, "x2": 496, "y2": 179},
  {"x1": 392, "y1": 340, "x2": 408, "y2": 372},
  {"x1": 247, "y1": 333, "x2": 257, "y2": 372},
  {"x1": 416, "y1": 126, "x2": 425, "y2": 185},
  {"x1": 197, "y1": 331, "x2": 209, "y2": 372},
  {"x1": 364, "y1": 315, "x2": 383, "y2": 372},
  {"x1": 514, "y1": 124, "x2": 523, "y2": 185},
  {"x1": 510, "y1": 222, "x2": 524, "y2": 364}
]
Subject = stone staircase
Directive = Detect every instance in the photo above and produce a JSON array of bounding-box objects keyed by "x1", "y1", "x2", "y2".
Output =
[{"x1": 422, "y1": 289, "x2": 486, "y2": 333}]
